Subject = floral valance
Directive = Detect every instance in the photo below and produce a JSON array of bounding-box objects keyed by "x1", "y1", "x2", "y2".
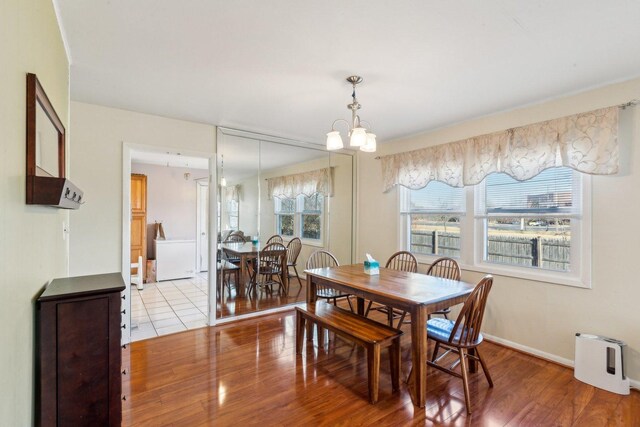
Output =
[
  {"x1": 380, "y1": 106, "x2": 619, "y2": 192},
  {"x1": 224, "y1": 184, "x2": 241, "y2": 202},
  {"x1": 267, "y1": 168, "x2": 333, "y2": 200}
]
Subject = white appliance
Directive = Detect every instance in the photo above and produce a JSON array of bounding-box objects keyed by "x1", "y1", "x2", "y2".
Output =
[
  {"x1": 155, "y1": 239, "x2": 196, "y2": 281},
  {"x1": 574, "y1": 333, "x2": 630, "y2": 395}
]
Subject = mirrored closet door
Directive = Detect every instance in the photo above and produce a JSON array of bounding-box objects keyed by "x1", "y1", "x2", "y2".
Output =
[{"x1": 216, "y1": 129, "x2": 354, "y2": 319}]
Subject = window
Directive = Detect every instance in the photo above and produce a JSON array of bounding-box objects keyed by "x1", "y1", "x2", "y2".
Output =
[
  {"x1": 477, "y1": 167, "x2": 578, "y2": 272},
  {"x1": 274, "y1": 193, "x2": 324, "y2": 243},
  {"x1": 275, "y1": 197, "x2": 295, "y2": 237},
  {"x1": 227, "y1": 199, "x2": 239, "y2": 230},
  {"x1": 402, "y1": 181, "x2": 465, "y2": 258},
  {"x1": 300, "y1": 193, "x2": 323, "y2": 240},
  {"x1": 401, "y1": 166, "x2": 590, "y2": 287}
]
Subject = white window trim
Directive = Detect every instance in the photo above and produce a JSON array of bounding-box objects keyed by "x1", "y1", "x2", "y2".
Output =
[{"x1": 398, "y1": 173, "x2": 592, "y2": 289}]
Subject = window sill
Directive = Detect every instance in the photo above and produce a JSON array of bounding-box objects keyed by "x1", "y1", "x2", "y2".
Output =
[
  {"x1": 463, "y1": 262, "x2": 590, "y2": 289},
  {"x1": 414, "y1": 254, "x2": 590, "y2": 289},
  {"x1": 300, "y1": 239, "x2": 324, "y2": 248}
]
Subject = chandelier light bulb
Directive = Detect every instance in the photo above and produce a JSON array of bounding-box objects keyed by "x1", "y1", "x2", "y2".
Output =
[
  {"x1": 326, "y1": 131, "x2": 344, "y2": 150},
  {"x1": 350, "y1": 127, "x2": 367, "y2": 147},
  {"x1": 360, "y1": 133, "x2": 377, "y2": 152}
]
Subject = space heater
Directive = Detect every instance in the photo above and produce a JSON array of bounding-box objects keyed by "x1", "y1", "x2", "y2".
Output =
[{"x1": 574, "y1": 333, "x2": 629, "y2": 395}]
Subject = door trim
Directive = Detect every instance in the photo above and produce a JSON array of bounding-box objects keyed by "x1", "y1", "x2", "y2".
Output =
[{"x1": 196, "y1": 180, "x2": 209, "y2": 272}]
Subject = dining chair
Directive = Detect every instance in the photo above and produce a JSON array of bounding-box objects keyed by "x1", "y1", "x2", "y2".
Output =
[
  {"x1": 217, "y1": 249, "x2": 240, "y2": 301},
  {"x1": 306, "y1": 250, "x2": 353, "y2": 312},
  {"x1": 416, "y1": 275, "x2": 494, "y2": 415},
  {"x1": 265, "y1": 234, "x2": 284, "y2": 245},
  {"x1": 222, "y1": 233, "x2": 245, "y2": 265},
  {"x1": 247, "y1": 242, "x2": 287, "y2": 295},
  {"x1": 365, "y1": 251, "x2": 418, "y2": 328},
  {"x1": 427, "y1": 257, "x2": 461, "y2": 319},
  {"x1": 225, "y1": 231, "x2": 245, "y2": 243},
  {"x1": 286, "y1": 237, "x2": 303, "y2": 290}
]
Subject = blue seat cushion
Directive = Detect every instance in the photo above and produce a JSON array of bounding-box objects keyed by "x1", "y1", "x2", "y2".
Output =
[{"x1": 427, "y1": 317, "x2": 483, "y2": 346}]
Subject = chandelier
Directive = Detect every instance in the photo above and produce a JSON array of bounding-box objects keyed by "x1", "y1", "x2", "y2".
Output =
[{"x1": 326, "y1": 75, "x2": 376, "y2": 152}]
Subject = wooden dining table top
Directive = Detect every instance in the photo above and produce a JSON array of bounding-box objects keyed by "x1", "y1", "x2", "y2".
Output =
[
  {"x1": 219, "y1": 241, "x2": 259, "y2": 255},
  {"x1": 305, "y1": 264, "x2": 475, "y2": 307}
]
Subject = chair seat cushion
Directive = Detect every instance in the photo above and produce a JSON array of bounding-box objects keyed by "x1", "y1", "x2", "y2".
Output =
[{"x1": 427, "y1": 317, "x2": 483, "y2": 347}]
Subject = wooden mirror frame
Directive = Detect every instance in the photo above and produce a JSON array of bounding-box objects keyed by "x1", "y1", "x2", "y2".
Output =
[{"x1": 26, "y1": 73, "x2": 65, "y2": 180}]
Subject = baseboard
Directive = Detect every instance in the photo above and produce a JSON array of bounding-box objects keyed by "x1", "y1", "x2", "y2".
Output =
[{"x1": 483, "y1": 333, "x2": 640, "y2": 391}]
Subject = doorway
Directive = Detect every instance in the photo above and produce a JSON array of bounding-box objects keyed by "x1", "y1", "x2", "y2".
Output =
[{"x1": 122, "y1": 145, "x2": 214, "y2": 343}]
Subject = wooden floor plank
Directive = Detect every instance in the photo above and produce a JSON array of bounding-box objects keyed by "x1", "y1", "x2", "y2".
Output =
[{"x1": 123, "y1": 310, "x2": 638, "y2": 426}]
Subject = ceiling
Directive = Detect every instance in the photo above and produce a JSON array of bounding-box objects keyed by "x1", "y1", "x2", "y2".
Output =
[
  {"x1": 57, "y1": 1, "x2": 640, "y2": 144},
  {"x1": 131, "y1": 135, "x2": 331, "y2": 182}
]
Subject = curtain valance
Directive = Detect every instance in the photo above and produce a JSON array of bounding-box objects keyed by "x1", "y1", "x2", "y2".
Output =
[
  {"x1": 267, "y1": 168, "x2": 333, "y2": 200},
  {"x1": 380, "y1": 106, "x2": 619, "y2": 192},
  {"x1": 224, "y1": 184, "x2": 241, "y2": 202}
]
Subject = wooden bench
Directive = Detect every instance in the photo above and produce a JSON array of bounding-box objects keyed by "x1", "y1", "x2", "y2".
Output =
[{"x1": 295, "y1": 302, "x2": 403, "y2": 403}]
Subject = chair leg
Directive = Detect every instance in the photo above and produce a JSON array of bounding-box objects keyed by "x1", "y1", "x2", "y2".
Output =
[
  {"x1": 458, "y1": 348, "x2": 472, "y2": 415},
  {"x1": 293, "y1": 265, "x2": 302, "y2": 287},
  {"x1": 364, "y1": 300, "x2": 373, "y2": 317},
  {"x1": 389, "y1": 339, "x2": 400, "y2": 392},
  {"x1": 395, "y1": 311, "x2": 408, "y2": 329},
  {"x1": 431, "y1": 342, "x2": 440, "y2": 363},
  {"x1": 346, "y1": 297, "x2": 354, "y2": 313},
  {"x1": 295, "y1": 313, "x2": 305, "y2": 354},
  {"x1": 475, "y1": 347, "x2": 494, "y2": 387},
  {"x1": 367, "y1": 345, "x2": 381, "y2": 404}
]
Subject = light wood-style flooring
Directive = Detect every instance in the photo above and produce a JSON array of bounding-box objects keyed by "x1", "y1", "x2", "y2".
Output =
[{"x1": 122, "y1": 309, "x2": 639, "y2": 426}]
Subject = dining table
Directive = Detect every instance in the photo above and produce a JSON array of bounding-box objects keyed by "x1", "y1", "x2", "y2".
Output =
[
  {"x1": 304, "y1": 264, "x2": 475, "y2": 408},
  {"x1": 219, "y1": 241, "x2": 289, "y2": 297}
]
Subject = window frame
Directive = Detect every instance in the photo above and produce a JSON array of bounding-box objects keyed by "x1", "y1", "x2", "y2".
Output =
[
  {"x1": 274, "y1": 197, "x2": 296, "y2": 238},
  {"x1": 274, "y1": 193, "x2": 326, "y2": 247},
  {"x1": 398, "y1": 171, "x2": 592, "y2": 289}
]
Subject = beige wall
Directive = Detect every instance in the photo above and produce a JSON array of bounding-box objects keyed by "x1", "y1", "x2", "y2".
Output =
[
  {"x1": 230, "y1": 175, "x2": 259, "y2": 236},
  {"x1": 69, "y1": 102, "x2": 215, "y2": 276},
  {"x1": 131, "y1": 163, "x2": 207, "y2": 258},
  {"x1": 0, "y1": 0, "x2": 70, "y2": 423},
  {"x1": 357, "y1": 77, "x2": 640, "y2": 382}
]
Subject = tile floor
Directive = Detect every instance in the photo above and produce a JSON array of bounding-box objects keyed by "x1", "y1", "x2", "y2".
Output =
[{"x1": 130, "y1": 273, "x2": 209, "y2": 342}]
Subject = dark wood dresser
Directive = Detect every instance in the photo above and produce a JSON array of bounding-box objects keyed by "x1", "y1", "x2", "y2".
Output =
[{"x1": 36, "y1": 273, "x2": 126, "y2": 427}]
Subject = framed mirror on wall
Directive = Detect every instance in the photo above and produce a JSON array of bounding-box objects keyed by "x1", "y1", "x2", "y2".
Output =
[
  {"x1": 215, "y1": 128, "x2": 355, "y2": 320},
  {"x1": 26, "y1": 73, "x2": 83, "y2": 209}
]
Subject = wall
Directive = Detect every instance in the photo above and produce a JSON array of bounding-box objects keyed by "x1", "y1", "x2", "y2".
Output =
[
  {"x1": 0, "y1": 0, "x2": 69, "y2": 424},
  {"x1": 229, "y1": 175, "x2": 259, "y2": 237},
  {"x1": 131, "y1": 163, "x2": 207, "y2": 258},
  {"x1": 69, "y1": 102, "x2": 215, "y2": 276},
  {"x1": 357, "y1": 77, "x2": 640, "y2": 382}
]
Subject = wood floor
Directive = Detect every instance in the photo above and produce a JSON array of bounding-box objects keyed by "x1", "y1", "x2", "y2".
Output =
[
  {"x1": 216, "y1": 278, "x2": 306, "y2": 318},
  {"x1": 123, "y1": 309, "x2": 639, "y2": 426}
]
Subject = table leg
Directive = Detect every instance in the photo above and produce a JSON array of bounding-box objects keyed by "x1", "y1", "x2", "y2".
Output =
[
  {"x1": 306, "y1": 275, "x2": 317, "y2": 340},
  {"x1": 410, "y1": 306, "x2": 427, "y2": 407},
  {"x1": 238, "y1": 254, "x2": 247, "y2": 298},
  {"x1": 281, "y1": 253, "x2": 289, "y2": 295}
]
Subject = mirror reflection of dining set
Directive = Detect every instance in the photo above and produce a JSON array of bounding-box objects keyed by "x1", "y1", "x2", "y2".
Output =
[{"x1": 217, "y1": 232, "x2": 303, "y2": 301}]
